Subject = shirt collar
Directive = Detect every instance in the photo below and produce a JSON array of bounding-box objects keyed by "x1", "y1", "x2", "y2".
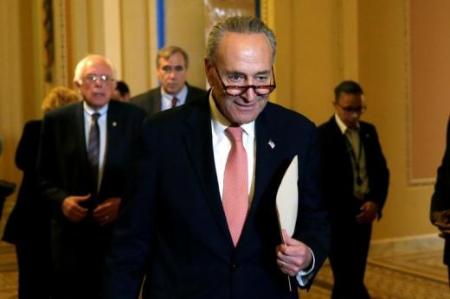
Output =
[
  {"x1": 161, "y1": 84, "x2": 188, "y2": 102},
  {"x1": 209, "y1": 93, "x2": 254, "y2": 139},
  {"x1": 83, "y1": 101, "x2": 108, "y2": 117},
  {"x1": 334, "y1": 113, "x2": 359, "y2": 135}
]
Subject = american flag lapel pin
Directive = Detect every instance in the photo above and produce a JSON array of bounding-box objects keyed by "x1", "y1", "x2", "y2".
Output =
[{"x1": 268, "y1": 139, "x2": 275, "y2": 149}]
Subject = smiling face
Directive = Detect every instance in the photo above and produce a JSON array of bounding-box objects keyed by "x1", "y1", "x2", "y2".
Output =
[
  {"x1": 75, "y1": 57, "x2": 116, "y2": 109},
  {"x1": 205, "y1": 32, "x2": 274, "y2": 125}
]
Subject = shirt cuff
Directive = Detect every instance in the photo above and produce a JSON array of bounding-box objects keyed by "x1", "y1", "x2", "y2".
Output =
[{"x1": 295, "y1": 247, "x2": 315, "y2": 287}]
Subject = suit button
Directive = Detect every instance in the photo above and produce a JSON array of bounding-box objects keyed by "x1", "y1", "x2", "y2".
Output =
[{"x1": 231, "y1": 264, "x2": 238, "y2": 271}]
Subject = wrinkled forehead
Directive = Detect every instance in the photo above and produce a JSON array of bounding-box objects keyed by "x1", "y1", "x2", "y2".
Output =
[{"x1": 215, "y1": 33, "x2": 273, "y2": 70}]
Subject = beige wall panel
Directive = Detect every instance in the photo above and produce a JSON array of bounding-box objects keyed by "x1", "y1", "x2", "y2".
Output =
[
  {"x1": 289, "y1": 0, "x2": 342, "y2": 124},
  {"x1": 53, "y1": 0, "x2": 71, "y2": 87},
  {"x1": 341, "y1": 0, "x2": 359, "y2": 80},
  {"x1": 121, "y1": 0, "x2": 152, "y2": 96},
  {"x1": 410, "y1": 0, "x2": 450, "y2": 181},
  {"x1": 68, "y1": 0, "x2": 90, "y2": 72},
  {"x1": 104, "y1": 0, "x2": 123, "y2": 78},
  {"x1": 269, "y1": 1, "x2": 293, "y2": 107},
  {"x1": 87, "y1": 0, "x2": 105, "y2": 55},
  {"x1": 358, "y1": 0, "x2": 435, "y2": 240},
  {"x1": 165, "y1": 0, "x2": 206, "y2": 89},
  {"x1": 0, "y1": 0, "x2": 22, "y2": 181},
  {"x1": 21, "y1": 0, "x2": 44, "y2": 119}
]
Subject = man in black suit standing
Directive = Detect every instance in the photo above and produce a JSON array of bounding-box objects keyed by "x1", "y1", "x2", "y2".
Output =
[
  {"x1": 38, "y1": 55, "x2": 145, "y2": 299},
  {"x1": 104, "y1": 16, "x2": 329, "y2": 299},
  {"x1": 318, "y1": 80, "x2": 389, "y2": 299},
  {"x1": 131, "y1": 45, "x2": 207, "y2": 116},
  {"x1": 430, "y1": 118, "x2": 450, "y2": 285}
]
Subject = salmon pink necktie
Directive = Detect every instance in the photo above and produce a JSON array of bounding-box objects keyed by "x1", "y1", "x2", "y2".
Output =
[{"x1": 222, "y1": 126, "x2": 249, "y2": 246}]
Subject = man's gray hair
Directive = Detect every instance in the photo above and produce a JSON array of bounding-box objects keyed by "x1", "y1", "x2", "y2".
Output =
[
  {"x1": 206, "y1": 16, "x2": 276, "y2": 64},
  {"x1": 73, "y1": 54, "x2": 116, "y2": 83}
]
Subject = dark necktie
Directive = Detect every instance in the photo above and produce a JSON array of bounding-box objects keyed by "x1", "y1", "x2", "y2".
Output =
[
  {"x1": 222, "y1": 127, "x2": 248, "y2": 246},
  {"x1": 87, "y1": 112, "x2": 100, "y2": 188},
  {"x1": 171, "y1": 97, "x2": 178, "y2": 108}
]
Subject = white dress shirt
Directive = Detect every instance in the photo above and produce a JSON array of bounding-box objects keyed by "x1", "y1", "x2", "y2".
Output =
[
  {"x1": 209, "y1": 95, "x2": 256, "y2": 201},
  {"x1": 161, "y1": 85, "x2": 188, "y2": 111}
]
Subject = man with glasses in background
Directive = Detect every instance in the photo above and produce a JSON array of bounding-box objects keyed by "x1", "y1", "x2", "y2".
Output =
[
  {"x1": 105, "y1": 16, "x2": 329, "y2": 299},
  {"x1": 38, "y1": 55, "x2": 145, "y2": 299},
  {"x1": 318, "y1": 80, "x2": 389, "y2": 299},
  {"x1": 131, "y1": 45, "x2": 207, "y2": 116}
]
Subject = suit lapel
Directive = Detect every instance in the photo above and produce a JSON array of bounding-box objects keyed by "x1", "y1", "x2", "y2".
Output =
[
  {"x1": 252, "y1": 116, "x2": 277, "y2": 211},
  {"x1": 330, "y1": 117, "x2": 350, "y2": 154},
  {"x1": 154, "y1": 89, "x2": 162, "y2": 113},
  {"x1": 100, "y1": 101, "x2": 120, "y2": 193},
  {"x1": 185, "y1": 85, "x2": 195, "y2": 104},
  {"x1": 182, "y1": 101, "x2": 231, "y2": 241},
  {"x1": 74, "y1": 102, "x2": 89, "y2": 164},
  {"x1": 238, "y1": 107, "x2": 288, "y2": 255}
]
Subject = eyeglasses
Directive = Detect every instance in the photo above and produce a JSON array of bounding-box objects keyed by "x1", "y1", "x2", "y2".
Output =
[
  {"x1": 214, "y1": 66, "x2": 276, "y2": 97},
  {"x1": 335, "y1": 103, "x2": 366, "y2": 114},
  {"x1": 83, "y1": 74, "x2": 114, "y2": 84},
  {"x1": 160, "y1": 65, "x2": 185, "y2": 74}
]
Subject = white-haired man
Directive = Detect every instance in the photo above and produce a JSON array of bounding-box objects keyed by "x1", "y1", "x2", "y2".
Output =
[{"x1": 38, "y1": 55, "x2": 145, "y2": 299}]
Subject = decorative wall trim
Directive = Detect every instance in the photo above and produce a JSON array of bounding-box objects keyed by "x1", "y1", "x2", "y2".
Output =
[
  {"x1": 403, "y1": 0, "x2": 435, "y2": 186},
  {"x1": 405, "y1": 0, "x2": 450, "y2": 186},
  {"x1": 404, "y1": 0, "x2": 414, "y2": 185},
  {"x1": 43, "y1": 0, "x2": 54, "y2": 83},
  {"x1": 48, "y1": 0, "x2": 70, "y2": 87},
  {"x1": 57, "y1": 0, "x2": 69, "y2": 86}
]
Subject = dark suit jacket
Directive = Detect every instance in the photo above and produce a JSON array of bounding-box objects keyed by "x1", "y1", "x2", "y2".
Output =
[
  {"x1": 105, "y1": 97, "x2": 330, "y2": 299},
  {"x1": 431, "y1": 118, "x2": 450, "y2": 265},
  {"x1": 38, "y1": 100, "x2": 145, "y2": 249},
  {"x1": 130, "y1": 84, "x2": 207, "y2": 116},
  {"x1": 318, "y1": 117, "x2": 389, "y2": 223},
  {"x1": 3, "y1": 120, "x2": 45, "y2": 243}
]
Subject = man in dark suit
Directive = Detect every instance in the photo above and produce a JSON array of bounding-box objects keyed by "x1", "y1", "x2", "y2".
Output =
[
  {"x1": 318, "y1": 80, "x2": 389, "y2": 299},
  {"x1": 38, "y1": 55, "x2": 145, "y2": 299},
  {"x1": 130, "y1": 45, "x2": 207, "y2": 116},
  {"x1": 104, "y1": 16, "x2": 329, "y2": 299},
  {"x1": 430, "y1": 118, "x2": 450, "y2": 285}
]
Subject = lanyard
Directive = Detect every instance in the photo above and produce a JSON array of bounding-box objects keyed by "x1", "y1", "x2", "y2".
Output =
[{"x1": 344, "y1": 132, "x2": 363, "y2": 186}]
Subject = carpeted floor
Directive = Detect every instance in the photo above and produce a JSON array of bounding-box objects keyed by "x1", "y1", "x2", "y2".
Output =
[
  {"x1": 301, "y1": 250, "x2": 449, "y2": 299},
  {"x1": 0, "y1": 240, "x2": 448, "y2": 299},
  {"x1": 0, "y1": 243, "x2": 17, "y2": 299}
]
